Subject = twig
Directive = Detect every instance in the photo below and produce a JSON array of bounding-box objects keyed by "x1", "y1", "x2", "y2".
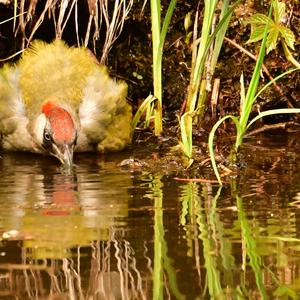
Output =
[
  {"x1": 224, "y1": 37, "x2": 294, "y2": 108},
  {"x1": 211, "y1": 78, "x2": 220, "y2": 120},
  {"x1": 173, "y1": 177, "x2": 221, "y2": 184},
  {"x1": 100, "y1": 0, "x2": 133, "y2": 64},
  {"x1": 245, "y1": 121, "x2": 295, "y2": 137}
]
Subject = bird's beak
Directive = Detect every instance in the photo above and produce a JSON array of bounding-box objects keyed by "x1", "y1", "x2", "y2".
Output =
[{"x1": 52, "y1": 144, "x2": 74, "y2": 167}]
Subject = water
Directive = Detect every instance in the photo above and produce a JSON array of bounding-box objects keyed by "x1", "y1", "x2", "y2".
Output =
[{"x1": 1, "y1": 133, "x2": 300, "y2": 299}]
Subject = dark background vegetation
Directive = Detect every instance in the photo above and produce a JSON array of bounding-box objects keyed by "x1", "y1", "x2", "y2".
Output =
[{"x1": 0, "y1": 0, "x2": 299, "y2": 125}]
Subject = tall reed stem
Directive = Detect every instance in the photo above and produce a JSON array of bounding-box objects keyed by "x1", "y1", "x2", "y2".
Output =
[
  {"x1": 150, "y1": 0, "x2": 177, "y2": 135},
  {"x1": 150, "y1": 0, "x2": 162, "y2": 135}
]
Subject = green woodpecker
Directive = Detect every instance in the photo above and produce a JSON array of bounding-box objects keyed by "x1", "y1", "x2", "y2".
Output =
[{"x1": 0, "y1": 40, "x2": 132, "y2": 166}]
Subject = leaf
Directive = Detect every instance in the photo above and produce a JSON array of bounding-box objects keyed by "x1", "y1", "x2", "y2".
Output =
[
  {"x1": 279, "y1": 26, "x2": 295, "y2": 50},
  {"x1": 273, "y1": 0, "x2": 286, "y2": 24},
  {"x1": 247, "y1": 25, "x2": 266, "y2": 44},
  {"x1": 246, "y1": 13, "x2": 270, "y2": 26},
  {"x1": 246, "y1": 14, "x2": 275, "y2": 44},
  {"x1": 273, "y1": 285, "x2": 298, "y2": 299},
  {"x1": 131, "y1": 94, "x2": 157, "y2": 131},
  {"x1": 179, "y1": 112, "x2": 193, "y2": 158},
  {"x1": 266, "y1": 25, "x2": 279, "y2": 53}
]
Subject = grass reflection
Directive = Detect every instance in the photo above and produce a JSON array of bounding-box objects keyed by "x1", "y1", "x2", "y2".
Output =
[
  {"x1": 197, "y1": 185, "x2": 224, "y2": 298},
  {"x1": 231, "y1": 180, "x2": 268, "y2": 299},
  {"x1": 149, "y1": 175, "x2": 185, "y2": 300},
  {"x1": 178, "y1": 177, "x2": 300, "y2": 298},
  {"x1": 180, "y1": 183, "x2": 227, "y2": 298},
  {"x1": 179, "y1": 182, "x2": 248, "y2": 298},
  {"x1": 152, "y1": 175, "x2": 164, "y2": 300}
]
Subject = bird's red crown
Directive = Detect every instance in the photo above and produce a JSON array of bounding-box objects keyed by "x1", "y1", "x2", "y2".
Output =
[{"x1": 42, "y1": 101, "x2": 76, "y2": 144}]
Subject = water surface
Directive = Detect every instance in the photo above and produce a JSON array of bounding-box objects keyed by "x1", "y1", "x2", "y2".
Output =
[{"x1": 1, "y1": 133, "x2": 300, "y2": 299}]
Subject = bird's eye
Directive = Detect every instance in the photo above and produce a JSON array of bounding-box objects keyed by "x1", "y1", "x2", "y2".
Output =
[
  {"x1": 42, "y1": 130, "x2": 53, "y2": 151},
  {"x1": 44, "y1": 131, "x2": 51, "y2": 141}
]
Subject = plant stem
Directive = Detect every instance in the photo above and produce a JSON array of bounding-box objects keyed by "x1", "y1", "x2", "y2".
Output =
[
  {"x1": 234, "y1": 6, "x2": 272, "y2": 152},
  {"x1": 281, "y1": 40, "x2": 300, "y2": 69},
  {"x1": 186, "y1": 0, "x2": 218, "y2": 114},
  {"x1": 150, "y1": 0, "x2": 177, "y2": 135},
  {"x1": 150, "y1": 0, "x2": 162, "y2": 135}
]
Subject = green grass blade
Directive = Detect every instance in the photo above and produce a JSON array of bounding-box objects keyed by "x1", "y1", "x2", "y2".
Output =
[
  {"x1": 186, "y1": 0, "x2": 218, "y2": 113},
  {"x1": 150, "y1": 0, "x2": 161, "y2": 62},
  {"x1": 239, "y1": 6, "x2": 273, "y2": 122},
  {"x1": 150, "y1": 0, "x2": 161, "y2": 135},
  {"x1": 131, "y1": 95, "x2": 157, "y2": 133},
  {"x1": 150, "y1": 0, "x2": 177, "y2": 135},
  {"x1": 179, "y1": 112, "x2": 193, "y2": 158},
  {"x1": 186, "y1": 0, "x2": 241, "y2": 114},
  {"x1": 254, "y1": 67, "x2": 299, "y2": 102},
  {"x1": 245, "y1": 67, "x2": 300, "y2": 130},
  {"x1": 155, "y1": 0, "x2": 177, "y2": 135},
  {"x1": 236, "y1": 5, "x2": 273, "y2": 150},
  {"x1": 210, "y1": 0, "x2": 231, "y2": 73},
  {"x1": 247, "y1": 108, "x2": 300, "y2": 130},
  {"x1": 146, "y1": 103, "x2": 155, "y2": 128},
  {"x1": 208, "y1": 115, "x2": 240, "y2": 185},
  {"x1": 159, "y1": 0, "x2": 177, "y2": 54},
  {"x1": 239, "y1": 73, "x2": 246, "y2": 114}
]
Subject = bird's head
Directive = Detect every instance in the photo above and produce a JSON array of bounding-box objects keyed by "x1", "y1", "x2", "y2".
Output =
[{"x1": 33, "y1": 101, "x2": 77, "y2": 167}]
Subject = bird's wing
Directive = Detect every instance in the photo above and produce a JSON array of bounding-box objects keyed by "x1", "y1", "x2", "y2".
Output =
[
  {"x1": 0, "y1": 67, "x2": 38, "y2": 151},
  {"x1": 0, "y1": 67, "x2": 23, "y2": 132},
  {"x1": 78, "y1": 68, "x2": 132, "y2": 152}
]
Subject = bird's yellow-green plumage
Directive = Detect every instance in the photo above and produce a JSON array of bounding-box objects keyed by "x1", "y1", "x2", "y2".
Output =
[
  {"x1": 20, "y1": 40, "x2": 100, "y2": 115},
  {"x1": 0, "y1": 40, "x2": 132, "y2": 154}
]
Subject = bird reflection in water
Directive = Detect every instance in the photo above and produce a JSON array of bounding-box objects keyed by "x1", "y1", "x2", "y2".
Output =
[
  {"x1": 0, "y1": 153, "x2": 150, "y2": 299},
  {"x1": 42, "y1": 171, "x2": 79, "y2": 216}
]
